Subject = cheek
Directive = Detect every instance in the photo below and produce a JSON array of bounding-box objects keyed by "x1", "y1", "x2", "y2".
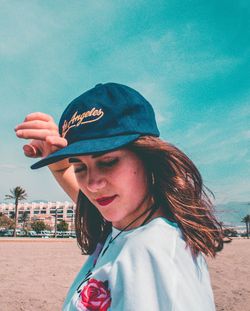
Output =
[
  {"x1": 74, "y1": 175, "x2": 86, "y2": 191},
  {"x1": 118, "y1": 166, "x2": 148, "y2": 198},
  {"x1": 74, "y1": 174, "x2": 91, "y2": 198}
]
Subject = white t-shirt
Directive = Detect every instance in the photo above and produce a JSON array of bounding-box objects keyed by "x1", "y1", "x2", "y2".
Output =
[{"x1": 63, "y1": 217, "x2": 215, "y2": 311}]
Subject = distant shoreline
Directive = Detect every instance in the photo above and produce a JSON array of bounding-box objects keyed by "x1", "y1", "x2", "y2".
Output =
[
  {"x1": 1, "y1": 236, "x2": 248, "y2": 243},
  {"x1": 0, "y1": 237, "x2": 75, "y2": 242}
]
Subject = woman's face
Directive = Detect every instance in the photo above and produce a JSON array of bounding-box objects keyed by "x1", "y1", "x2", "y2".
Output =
[{"x1": 69, "y1": 149, "x2": 151, "y2": 229}]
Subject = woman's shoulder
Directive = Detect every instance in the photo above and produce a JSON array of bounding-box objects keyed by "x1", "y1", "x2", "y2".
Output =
[
  {"x1": 127, "y1": 217, "x2": 181, "y2": 241},
  {"x1": 116, "y1": 217, "x2": 182, "y2": 259},
  {"x1": 113, "y1": 217, "x2": 210, "y2": 284}
]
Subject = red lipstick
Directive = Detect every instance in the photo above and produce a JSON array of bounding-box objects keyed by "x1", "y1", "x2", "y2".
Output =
[{"x1": 96, "y1": 195, "x2": 117, "y2": 206}]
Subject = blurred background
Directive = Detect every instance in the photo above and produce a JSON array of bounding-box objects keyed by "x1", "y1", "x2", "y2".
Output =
[{"x1": 0, "y1": 0, "x2": 249, "y2": 227}]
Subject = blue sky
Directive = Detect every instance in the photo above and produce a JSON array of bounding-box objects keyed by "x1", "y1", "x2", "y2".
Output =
[{"x1": 1, "y1": 0, "x2": 249, "y2": 204}]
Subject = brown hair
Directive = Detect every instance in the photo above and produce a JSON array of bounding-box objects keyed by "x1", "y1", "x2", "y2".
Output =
[{"x1": 75, "y1": 136, "x2": 224, "y2": 257}]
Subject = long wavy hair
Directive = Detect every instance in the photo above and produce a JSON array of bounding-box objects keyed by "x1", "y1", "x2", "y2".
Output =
[{"x1": 75, "y1": 136, "x2": 224, "y2": 257}]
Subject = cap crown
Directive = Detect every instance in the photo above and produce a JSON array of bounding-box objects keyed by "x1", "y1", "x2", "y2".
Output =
[{"x1": 59, "y1": 83, "x2": 159, "y2": 145}]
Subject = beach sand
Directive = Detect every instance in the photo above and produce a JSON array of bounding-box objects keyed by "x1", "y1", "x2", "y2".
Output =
[
  {"x1": 0, "y1": 237, "x2": 249, "y2": 311},
  {"x1": 207, "y1": 238, "x2": 250, "y2": 311}
]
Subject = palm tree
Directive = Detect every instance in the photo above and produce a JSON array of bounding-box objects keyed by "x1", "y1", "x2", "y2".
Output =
[
  {"x1": 5, "y1": 186, "x2": 28, "y2": 237},
  {"x1": 21, "y1": 211, "x2": 30, "y2": 232},
  {"x1": 241, "y1": 215, "x2": 250, "y2": 239}
]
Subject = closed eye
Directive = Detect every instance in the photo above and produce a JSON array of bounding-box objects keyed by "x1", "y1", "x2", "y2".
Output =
[
  {"x1": 98, "y1": 158, "x2": 119, "y2": 168},
  {"x1": 71, "y1": 158, "x2": 119, "y2": 174},
  {"x1": 74, "y1": 165, "x2": 87, "y2": 174}
]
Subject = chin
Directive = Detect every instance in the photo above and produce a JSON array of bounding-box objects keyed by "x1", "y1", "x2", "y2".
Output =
[{"x1": 101, "y1": 212, "x2": 124, "y2": 225}]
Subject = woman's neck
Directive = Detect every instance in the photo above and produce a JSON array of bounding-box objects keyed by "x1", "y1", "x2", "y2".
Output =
[{"x1": 112, "y1": 199, "x2": 166, "y2": 231}]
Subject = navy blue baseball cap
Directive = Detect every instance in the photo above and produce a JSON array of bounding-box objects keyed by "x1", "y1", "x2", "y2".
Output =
[{"x1": 31, "y1": 82, "x2": 160, "y2": 169}]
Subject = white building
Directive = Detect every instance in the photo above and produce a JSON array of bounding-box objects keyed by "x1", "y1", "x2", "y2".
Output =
[{"x1": 0, "y1": 201, "x2": 76, "y2": 229}]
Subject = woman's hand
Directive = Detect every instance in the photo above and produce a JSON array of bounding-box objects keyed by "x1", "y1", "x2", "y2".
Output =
[
  {"x1": 15, "y1": 112, "x2": 67, "y2": 158},
  {"x1": 15, "y1": 112, "x2": 79, "y2": 202}
]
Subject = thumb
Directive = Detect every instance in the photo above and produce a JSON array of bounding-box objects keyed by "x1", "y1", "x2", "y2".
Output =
[{"x1": 46, "y1": 136, "x2": 68, "y2": 149}]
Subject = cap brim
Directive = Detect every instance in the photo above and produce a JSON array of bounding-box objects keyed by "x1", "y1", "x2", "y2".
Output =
[{"x1": 31, "y1": 134, "x2": 140, "y2": 169}]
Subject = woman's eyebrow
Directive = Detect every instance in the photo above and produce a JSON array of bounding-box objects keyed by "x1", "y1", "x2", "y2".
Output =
[
  {"x1": 92, "y1": 150, "x2": 121, "y2": 159},
  {"x1": 68, "y1": 158, "x2": 81, "y2": 163},
  {"x1": 68, "y1": 152, "x2": 117, "y2": 163},
  {"x1": 92, "y1": 152, "x2": 108, "y2": 159}
]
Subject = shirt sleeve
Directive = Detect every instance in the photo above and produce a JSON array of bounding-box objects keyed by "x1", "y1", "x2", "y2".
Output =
[
  {"x1": 108, "y1": 234, "x2": 177, "y2": 311},
  {"x1": 108, "y1": 232, "x2": 215, "y2": 311}
]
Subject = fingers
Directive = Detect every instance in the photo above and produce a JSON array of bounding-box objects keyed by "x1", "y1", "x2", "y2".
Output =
[
  {"x1": 23, "y1": 112, "x2": 54, "y2": 122},
  {"x1": 15, "y1": 120, "x2": 58, "y2": 131},
  {"x1": 43, "y1": 136, "x2": 68, "y2": 157},
  {"x1": 23, "y1": 144, "x2": 42, "y2": 158},
  {"x1": 15, "y1": 112, "x2": 66, "y2": 159},
  {"x1": 15, "y1": 113, "x2": 59, "y2": 140},
  {"x1": 16, "y1": 129, "x2": 59, "y2": 140},
  {"x1": 46, "y1": 136, "x2": 68, "y2": 148},
  {"x1": 23, "y1": 137, "x2": 67, "y2": 158}
]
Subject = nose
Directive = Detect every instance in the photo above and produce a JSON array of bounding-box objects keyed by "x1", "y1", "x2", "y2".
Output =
[{"x1": 85, "y1": 169, "x2": 107, "y2": 193}]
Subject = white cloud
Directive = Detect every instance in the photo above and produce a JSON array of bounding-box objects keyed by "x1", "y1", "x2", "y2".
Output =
[
  {"x1": 183, "y1": 123, "x2": 220, "y2": 148},
  {"x1": 0, "y1": 0, "x2": 119, "y2": 57},
  {"x1": 190, "y1": 132, "x2": 248, "y2": 166},
  {"x1": 214, "y1": 178, "x2": 250, "y2": 204},
  {"x1": 228, "y1": 98, "x2": 250, "y2": 122},
  {"x1": 177, "y1": 93, "x2": 250, "y2": 166},
  {"x1": 143, "y1": 24, "x2": 242, "y2": 82},
  {"x1": 243, "y1": 130, "x2": 250, "y2": 139},
  {"x1": 0, "y1": 164, "x2": 23, "y2": 170},
  {"x1": 130, "y1": 81, "x2": 174, "y2": 126}
]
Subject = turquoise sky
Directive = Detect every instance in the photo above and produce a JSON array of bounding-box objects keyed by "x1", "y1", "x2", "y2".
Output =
[{"x1": 1, "y1": 0, "x2": 249, "y2": 204}]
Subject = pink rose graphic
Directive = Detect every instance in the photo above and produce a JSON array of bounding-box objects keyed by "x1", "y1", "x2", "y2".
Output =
[{"x1": 78, "y1": 278, "x2": 111, "y2": 311}]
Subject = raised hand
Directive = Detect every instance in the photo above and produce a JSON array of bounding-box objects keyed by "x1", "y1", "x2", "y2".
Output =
[
  {"x1": 15, "y1": 112, "x2": 79, "y2": 201},
  {"x1": 15, "y1": 112, "x2": 67, "y2": 158}
]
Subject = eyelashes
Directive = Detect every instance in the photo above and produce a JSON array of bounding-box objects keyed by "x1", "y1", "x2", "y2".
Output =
[
  {"x1": 100, "y1": 158, "x2": 118, "y2": 167},
  {"x1": 73, "y1": 158, "x2": 119, "y2": 174},
  {"x1": 74, "y1": 166, "x2": 86, "y2": 174}
]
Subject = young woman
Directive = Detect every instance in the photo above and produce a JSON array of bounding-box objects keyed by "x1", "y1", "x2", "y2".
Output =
[{"x1": 15, "y1": 83, "x2": 224, "y2": 311}]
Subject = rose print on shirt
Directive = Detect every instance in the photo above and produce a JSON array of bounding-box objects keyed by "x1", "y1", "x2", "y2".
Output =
[{"x1": 77, "y1": 278, "x2": 111, "y2": 311}]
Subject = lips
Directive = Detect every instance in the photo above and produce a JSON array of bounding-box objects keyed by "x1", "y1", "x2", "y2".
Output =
[{"x1": 96, "y1": 195, "x2": 117, "y2": 206}]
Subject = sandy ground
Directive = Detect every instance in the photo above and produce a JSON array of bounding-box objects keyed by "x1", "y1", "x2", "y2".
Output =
[
  {"x1": 207, "y1": 238, "x2": 250, "y2": 311},
  {"x1": 0, "y1": 238, "x2": 249, "y2": 311}
]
